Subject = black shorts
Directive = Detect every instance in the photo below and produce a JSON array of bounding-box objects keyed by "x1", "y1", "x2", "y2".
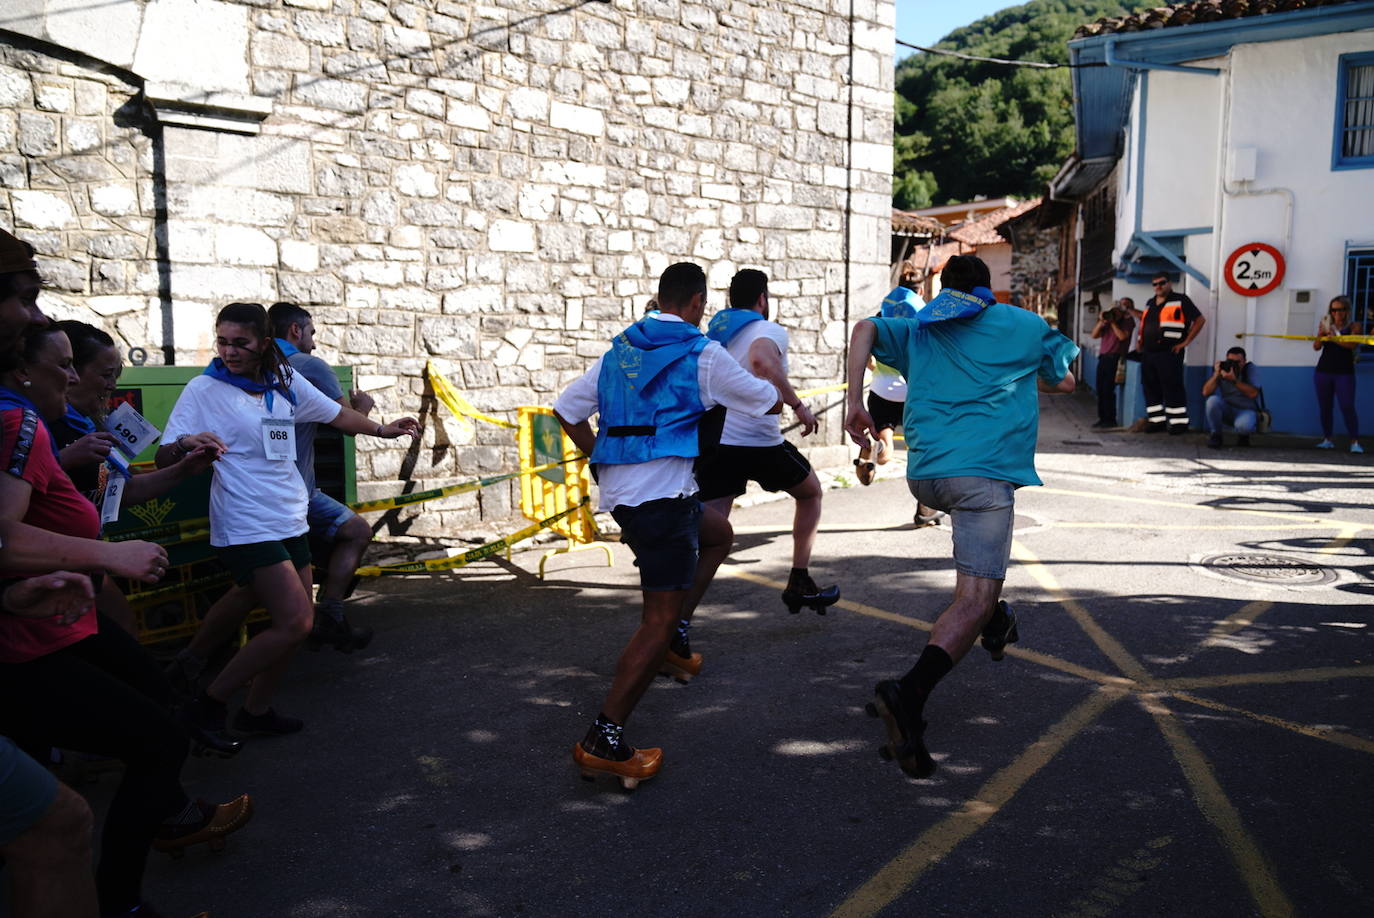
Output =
[
  {"x1": 695, "y1": 442, "x2": 812, "y2": 501},
  {"x1": 610, "y1": 496, "x2": 701, "y2": 592},
  {"x1": 867, "y1": 391, "x2": 904, "y2": 432}
]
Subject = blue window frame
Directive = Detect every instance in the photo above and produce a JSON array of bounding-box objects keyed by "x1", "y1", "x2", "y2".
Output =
[{"x1": 1333, "y1": 52, "x2": 1374, "y2": 170}]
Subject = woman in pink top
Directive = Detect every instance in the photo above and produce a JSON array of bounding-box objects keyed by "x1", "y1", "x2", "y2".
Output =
[{"x1": 0, "y1": 325, "x2": 251, "y2": 918}]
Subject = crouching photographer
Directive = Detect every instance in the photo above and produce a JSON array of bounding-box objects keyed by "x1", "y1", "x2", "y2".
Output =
[{"x1": 1203, "y1": 346, "x2": 1262, "y2": 448}]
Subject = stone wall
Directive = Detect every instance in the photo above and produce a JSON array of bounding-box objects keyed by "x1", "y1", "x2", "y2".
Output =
[{"x1": 1, "y1": 0, "x2": 895, "y2": 542}]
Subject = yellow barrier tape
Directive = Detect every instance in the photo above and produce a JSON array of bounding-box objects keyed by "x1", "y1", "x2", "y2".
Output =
[
  {"x1": 110, "y1": 457, "x2": 585, "y2": 546},
  {"x1": 1235, "y1": 332, "x2": 1374, "y2": 345},
  {"x1": 796, "y1": 381, "x2": 848, "y2": 398},
  {"x1": 125, "y1": 571, "x2": 232, "y2": 607},
  {"x1": 355, "y1": 497, "x2": 591, "y2": 576},
  {"x1": 426, "y1": 361, "x2": 518, "y2": 428}
]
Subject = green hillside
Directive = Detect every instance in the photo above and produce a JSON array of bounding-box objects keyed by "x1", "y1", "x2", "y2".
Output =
[{"x1": 893, "y1": 0, "x2": 1153, "y2": 208}]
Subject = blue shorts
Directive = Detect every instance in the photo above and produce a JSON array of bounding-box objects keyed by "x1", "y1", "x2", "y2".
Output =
[
  {"x1": 0, "y1": 736, "x2": 58, "y2": 846},
  {"x1": 307, "y1": 489, "x2": 359, "y2": 541},
  {"x1": 610, "y1": 496, "x2": 702, "y2": 592},
  {"x1": 909, "y1": 476, "x2": 1016, "y2": 580}
]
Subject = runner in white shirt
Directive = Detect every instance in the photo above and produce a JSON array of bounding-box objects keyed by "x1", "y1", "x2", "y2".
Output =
[
  {"x1": 155, "y1": 302, "x2": 418, "y2": 751},
  {"x1": 695, "y1": 269, "x2": 839, "y2": 614},
  {"x1": 554, "y1": 262, "x2": 780, "y2": 788}
]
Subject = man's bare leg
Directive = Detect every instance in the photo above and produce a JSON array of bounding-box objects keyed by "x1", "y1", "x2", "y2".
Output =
[{"x1": 0, "y1": 781, "x2": 97, "y2": 918}]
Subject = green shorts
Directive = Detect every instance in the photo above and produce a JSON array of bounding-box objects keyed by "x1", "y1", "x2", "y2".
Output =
[{"x1": 216, "y1": 534, "x2": 312, "y2": 586}]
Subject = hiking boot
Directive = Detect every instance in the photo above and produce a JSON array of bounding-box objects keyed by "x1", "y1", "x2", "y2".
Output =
[
  {"x1": 307, "y1": 608, "x2": 373, "y2": 653},
  {"x1": 231, "y1": 707, "x2": 304, "y2": 737},
  {"x1": 781, "y1": 572, "x2": 840, "y2": 615},
  {"x1": 980, "y1": 600, "x2": 1019, "y2": 661},
  {"x1": 865, "y1": 680, "x2": 934, "y2": 779}
]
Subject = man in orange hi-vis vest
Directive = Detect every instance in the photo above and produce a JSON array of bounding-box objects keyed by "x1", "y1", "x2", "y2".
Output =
[{"x1": 1132, "y1": 271, "x2": 1205, "y2": 433}]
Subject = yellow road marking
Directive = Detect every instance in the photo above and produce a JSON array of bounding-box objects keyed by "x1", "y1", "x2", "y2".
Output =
[
  {"x1": 1138, "y1": 694, "x2": 1296, "y2": 918},
  {"x1": 1034, "y1": 486, "x2": 1363, "y2": 529},
  {"x1": 1013, "y1": 540, "x2": 1152, "y2": 682},
  {"x1": 1166, "y1": 690, "x2": 1374, "y2": 756},
  {"x1": 1319, "y1": 525, "x2": 1366, "y2": 554},
  {"x1": 1161, "y1": 665, "x2": 1374, "y2": 691},
  {"x1": 826, "y1": 687, "x2": 1126, "y2": 918},
  {"x1": 722, "y1": 568, "x2": 1134, "y2": 689},
  {"x1": 1046, "y1": 522, "x2": 1339, "y2": 531},
  {"x1": 1208, "y1": 600, "x2": 1273, "y2": 640}
]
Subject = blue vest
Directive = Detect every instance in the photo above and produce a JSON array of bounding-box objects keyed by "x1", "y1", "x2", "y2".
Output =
[
  {"x1": 591, "y1": 319, "x2": 709, "y2": 466},
  {"x1": 706, "y1": 308, "x2": 764, "y2": 347}
]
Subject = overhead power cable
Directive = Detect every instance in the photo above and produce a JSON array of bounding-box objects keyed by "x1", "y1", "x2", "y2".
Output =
[{"x1": 897, "y1": 39, "x2": 1105, "y2": 69}]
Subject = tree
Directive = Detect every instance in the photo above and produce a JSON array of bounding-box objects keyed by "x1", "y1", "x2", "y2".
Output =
[{"x1": 892, "y1": 0, "x2": 1154, "y2": 207}]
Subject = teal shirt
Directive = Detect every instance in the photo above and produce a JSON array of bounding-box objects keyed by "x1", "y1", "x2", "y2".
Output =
[{"x1": 869, "y1": 303, "x2": 1079, "y2": 487}]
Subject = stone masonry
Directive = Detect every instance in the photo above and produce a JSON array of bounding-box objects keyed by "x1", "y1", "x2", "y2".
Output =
[{"x1": 1, "y1": 0, "x2": 895, "y2": 542}]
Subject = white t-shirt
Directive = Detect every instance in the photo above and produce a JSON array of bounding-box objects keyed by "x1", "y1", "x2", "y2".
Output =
[
  {"x1": 553, "y1": 313, "x2": 779, "y2": 512},
  {"x1": 162, "y1": 371, "x2": 342, "y2": 546},
  {"x1": 870, "y1": 361, "x2": 908, "y2": 402},
  {"x1": 718, "y1": 319, "x2": 789, "y2": 447}
]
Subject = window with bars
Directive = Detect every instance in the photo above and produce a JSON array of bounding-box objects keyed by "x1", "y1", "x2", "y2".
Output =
[
  {"x1": 1345, "y1": 249, "x2": 1374, "y2": 346},
  {"x1": 1334, "y1": 53, "x2": 1374, "y2": 170}
]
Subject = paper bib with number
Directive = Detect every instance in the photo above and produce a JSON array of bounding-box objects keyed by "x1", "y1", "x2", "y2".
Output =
[
  {"x1": 100, "y1": 475, "x2": 126, "y2": 528},
  {"x1": 261, "y1": 417, "x2": 296, "y2": 460},
  {"x1": 105, "y1": 402, "x2": 161, "y2": 459}
]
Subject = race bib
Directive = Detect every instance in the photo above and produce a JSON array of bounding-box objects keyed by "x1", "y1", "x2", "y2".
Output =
[
  {"x1": 99, "y1": 474, "x2": 125, "y2": 528},
  {"x1": 105, "y1": 402, "x2": 161, "y2": 458},
  {"x1": 261, "y1": 417, "x2": 295, "y2": 461}
]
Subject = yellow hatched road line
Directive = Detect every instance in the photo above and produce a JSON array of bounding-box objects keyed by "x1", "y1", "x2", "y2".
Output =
[{"x1": 1034, "y1": 485, "x2": 1369, "y2": 530}]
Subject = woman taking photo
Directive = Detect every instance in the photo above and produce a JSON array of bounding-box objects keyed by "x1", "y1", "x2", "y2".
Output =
[
  {"x1": 159, "y1": 302, "x2": 417, "y2": 742},
  {"x1": 0, "y1": 324, "x2": 252, "y2": 918},
  {"x1": 1313, "y1": 296, "x2": 1363, "y2": 453}
]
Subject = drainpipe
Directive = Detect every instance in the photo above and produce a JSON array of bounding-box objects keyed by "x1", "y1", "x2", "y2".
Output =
[
  {"x1": 1104, "y1": 37, "x2": 1222, "y2": 76},
  {"x1": 1209, "y1": 57, "x2": 1295, "y2": 364}
]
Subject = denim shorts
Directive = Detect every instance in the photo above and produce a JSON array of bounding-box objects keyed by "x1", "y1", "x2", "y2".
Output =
[
  {"x1": 908, "y1": 476, "x2": 1016, "y2": 580},
  {"x1": 610, "y1": 496, "x2": 702, "y2": 592},
  {"x1": 307, "y1": 488, "x2": 359, "y2": 541},
  {"x1": 0, "y1": 736, "x2": 57, "y2": 846}
]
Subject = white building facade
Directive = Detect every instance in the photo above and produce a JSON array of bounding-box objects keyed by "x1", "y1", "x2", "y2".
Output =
[{"x1": 1070, "y1": 0, "x2": 1374, "y2": 436}]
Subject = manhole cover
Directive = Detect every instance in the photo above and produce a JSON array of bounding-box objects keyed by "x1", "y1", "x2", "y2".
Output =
[{"x1": 1199, "y1": 553, "x2": 1336, "y2": 586}]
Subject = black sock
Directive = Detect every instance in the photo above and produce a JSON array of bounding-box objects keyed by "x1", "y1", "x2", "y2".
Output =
[
  {"x1": 671, "y1": 618, "x2": 691, "y2": 656},
  {"x1": 899, "y1": 645, "x2": 953, "y2": 713},
  {"x1": 582, "y1": 713, "x2": 631, "y2": 762}
]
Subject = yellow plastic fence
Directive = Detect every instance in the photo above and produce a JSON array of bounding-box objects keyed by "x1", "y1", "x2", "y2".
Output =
[{"x1": 516, "y1": 406, "x2": 611, "y2": 578}]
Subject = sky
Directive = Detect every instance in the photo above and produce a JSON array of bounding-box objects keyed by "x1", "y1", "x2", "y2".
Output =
[{"x1": 895, "y1": 0, "x2": 1020, "y2": 60}]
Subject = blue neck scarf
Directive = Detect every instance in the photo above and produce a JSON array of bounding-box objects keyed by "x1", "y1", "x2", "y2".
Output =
[
  {"x1": 880, "y1": 286, "x2": 922, "y2": 319},
  {"x1": 0, "y1": 385, "x2": 60, "y2": 458},
  {"x1": 63, "y1": 403, "x2": 97, "y2": 435},
  {"x1": 706, "y1": 308, "x2": 764, "y2": 346},
  {"x1": 274, "y1": 337, "x2": 300, "y2": 358},
  {"x1": 915, "y1": 286, "x2": 997, "y2": 326},
  {"x1": 202, "y1": 358, "x2": 296, "y2": 412}
]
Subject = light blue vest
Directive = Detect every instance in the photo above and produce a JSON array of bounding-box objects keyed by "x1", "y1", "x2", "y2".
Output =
[{"x1": 592, "y1": 319, "x2": 709, "y2": 466}]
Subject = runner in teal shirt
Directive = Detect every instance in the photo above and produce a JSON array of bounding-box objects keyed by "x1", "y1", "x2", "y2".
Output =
[
  {"x1": 868, "y1": 297, "x2": 1078, "y2": 487},
  {"x1": 844, "y1": 255, "x2": 1078, "y2": 782}
]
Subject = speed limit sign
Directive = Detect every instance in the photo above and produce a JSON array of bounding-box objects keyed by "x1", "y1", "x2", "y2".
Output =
[{"x1": 1224, "y1": 242, "x2": 1285, "y2": 297}]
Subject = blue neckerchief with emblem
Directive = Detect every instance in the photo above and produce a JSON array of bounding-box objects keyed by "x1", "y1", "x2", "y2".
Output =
[
  {"x1": 0, "y1": 386, "x2": 60, "y2": 458},
  {"x1": 915, "y1": 286, "x2": 996, "y2": 325},
  {"x1": 706, "y1": 308, "x2": 765, "y2": 347},
  {"x1": 202, "y1": 358, "x2": 296, "y2": 412},
  {"x1": 880, "y1": 286, "x2": 922, "y2": 319}
]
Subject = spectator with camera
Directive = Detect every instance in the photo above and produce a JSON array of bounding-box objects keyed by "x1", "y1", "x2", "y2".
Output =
[
  {"x1": 1202, "y1": 346, "x2": 1261, "y2": 448},
  {"x1": 1089, "y1": 298, "x2": 1135, "y2": 428}
]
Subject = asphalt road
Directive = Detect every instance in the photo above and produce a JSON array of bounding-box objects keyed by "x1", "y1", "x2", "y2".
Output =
[{"x1": 85, "y1": 391, "x2": 1373, "y2": 918}]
